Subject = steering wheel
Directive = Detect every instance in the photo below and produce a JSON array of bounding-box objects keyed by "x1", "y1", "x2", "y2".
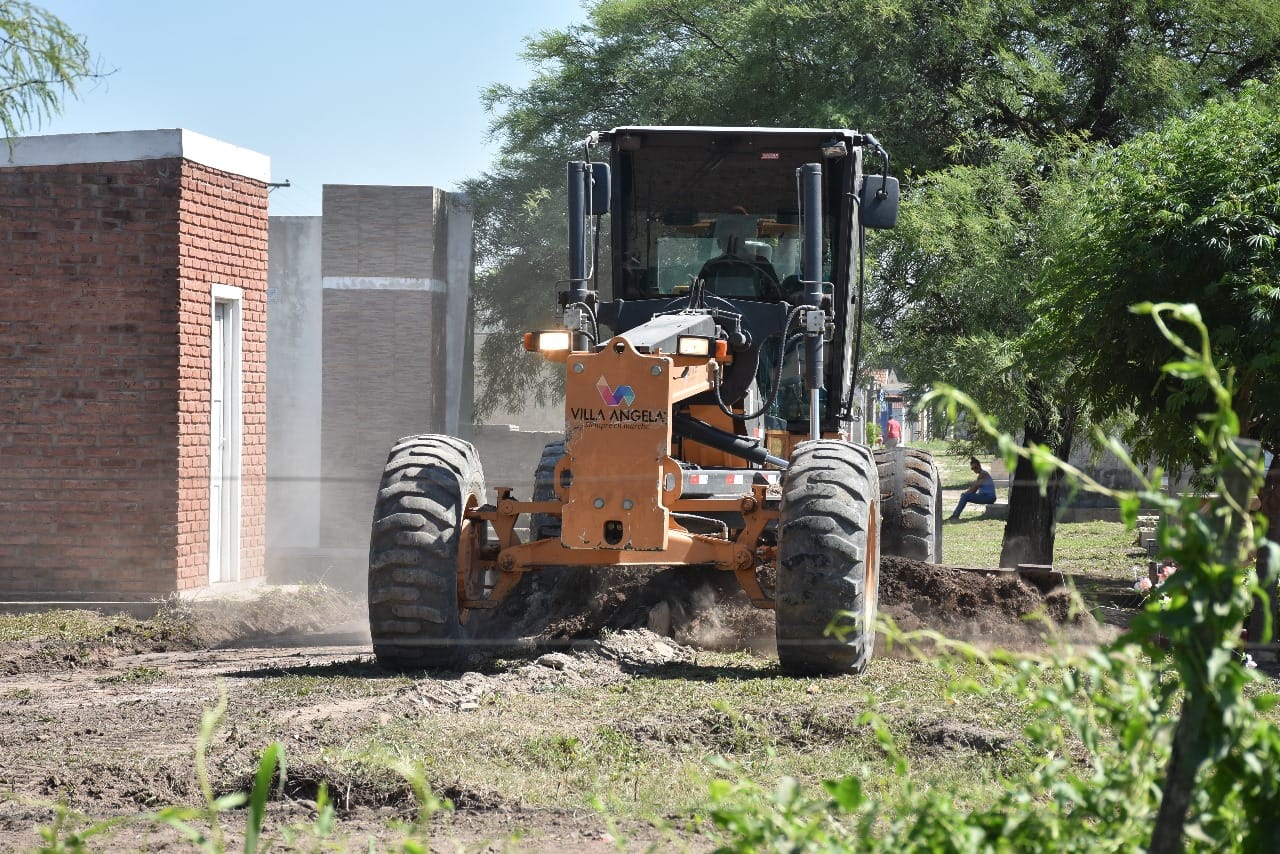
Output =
[
  {"x1": 697, "y1": 256, "x2": 783, "y2": 301},
  {"x1": 661, "y1": 290, "x2": 739, "y2": 313}
]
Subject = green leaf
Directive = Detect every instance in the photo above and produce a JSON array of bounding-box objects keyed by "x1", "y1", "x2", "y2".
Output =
[
  {"x1": 1253, "y1": 694, "x2": 1278, "y2": 714},
  {"x1": 212, "y1": 793, "x2": 247, "y2": 811},
  {"x1": 823, "y1": 776, "x2": 865, "y2": 812},
  {"x1": 245, "y1": 742, "x2": 283, "y2": 854}
]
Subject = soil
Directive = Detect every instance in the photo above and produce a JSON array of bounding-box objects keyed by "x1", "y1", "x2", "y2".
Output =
[
  {"x1": 877, "y1": 556, "x2": 1110, "y2": 651},
  {"x1": 0, "y1": 561, "x2": 1262, "y2": 850}
]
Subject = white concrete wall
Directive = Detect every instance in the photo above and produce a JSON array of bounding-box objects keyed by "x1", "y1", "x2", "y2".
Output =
[
  {"x1": 444, "y1": 193, "x2": 474, "y2": 436},
  {"x1": 266, "y1": 216, "x2": 323, "y2": 551},
  {"x1": 264, "y1": 190, "x2": 474, "y2": 587}
]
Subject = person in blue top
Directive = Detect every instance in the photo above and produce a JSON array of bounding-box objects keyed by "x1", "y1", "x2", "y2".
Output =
[{"x1": 950, "y1": 457, "x2": 997, "y2": 520}]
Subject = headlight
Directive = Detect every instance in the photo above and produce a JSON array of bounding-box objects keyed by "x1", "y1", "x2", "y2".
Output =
[
  {"x1": 523, "y1": 330, "x2": 573, "y2": 352},
  {"x1": 537, "y1": 331, "x2": 572, "y2": 351},
  {"x1": 676, "y1": 335, "x2": 712, "y2": 357}
]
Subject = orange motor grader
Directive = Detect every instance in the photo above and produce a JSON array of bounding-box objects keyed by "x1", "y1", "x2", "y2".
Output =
[{"x1": 369, "y1": 127, "x2": 943, "y2": 675}]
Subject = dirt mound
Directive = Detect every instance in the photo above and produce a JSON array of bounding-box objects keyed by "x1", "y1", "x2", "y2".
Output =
[
  {"x1": 167, "y1": 585, "x2": 366, "y2": 648},
  {"x1": 494, "y1": 566, "x2": 774, "y2": 653},
  {"x1": 0, "y1": 586, "x2": 365, "y2": 675},
  {"x1": 878, "y1": 556, "x2": 1107, "y2": 650},
  {"x1": 404, "y1": 629, "x2": 695, "y2": 710},
  {"x1": 502, "y1": 557, "x2": 1106, "y2": 658},
  {"x1": 0, "y1": 613, "x2": 199, "y2": 676}
]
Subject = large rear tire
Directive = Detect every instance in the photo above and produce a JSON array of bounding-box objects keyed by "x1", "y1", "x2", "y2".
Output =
[
  {"x1": 874, "y1": 446, "x2": 943, "y2": 563},
  {"x1": 775, "y1": 440, "x2": 880, "y2": 675},
  {"x1": 368, "y1": 435, "x2": 485, "y2": 670}
]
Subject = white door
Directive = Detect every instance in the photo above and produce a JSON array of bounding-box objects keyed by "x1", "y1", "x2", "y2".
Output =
[{"x1": 209, "y1": 295, "x2": 240, "y2": 583}]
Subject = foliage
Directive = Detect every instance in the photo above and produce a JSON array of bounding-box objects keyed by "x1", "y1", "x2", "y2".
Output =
[
  {"x1": 468, "y1": 0, "x2": 1280, "y2": 418},
  {"x1": 870, "y1": 134, "x2": 1101, "y2": 563},
  {"x1": 870, "y1": 135, "x2": 1087, "y2": 436},
  {"x1": 0, "y1": 1, "x2": 97, "y2": 141},
  {"x1": 468, "y1": 178, "x2": 569, "y2": 418},
  {"x1": 487, "y1": 0, "x2": 1280, "y2": 179},
  {"x1": 706, "y1": 304, "x2": 1280, "y2": 850},
  {"x1": 708, "y1": 643, "x2": 1171, "y2": 852},
  {"x1": 1034, "y1": 82, "x2": 1280, "y2": 466}
]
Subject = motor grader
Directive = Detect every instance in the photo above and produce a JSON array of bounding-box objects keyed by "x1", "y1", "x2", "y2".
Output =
[{"x1": 369, "y1": 126, "x2": 943, "y2": 675}]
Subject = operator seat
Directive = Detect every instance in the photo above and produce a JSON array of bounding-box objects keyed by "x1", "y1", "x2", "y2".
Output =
[{"x1": 697, "y1": 214, "x2": 781, "y2": 300}]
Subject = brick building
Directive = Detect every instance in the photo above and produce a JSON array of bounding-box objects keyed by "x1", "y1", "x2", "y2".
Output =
[{"x1": 0, "y1": 129, "x2": 270, "y2": 600}]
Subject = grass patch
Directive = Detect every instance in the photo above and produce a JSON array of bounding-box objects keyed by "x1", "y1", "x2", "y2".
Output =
[
  {"x1": 310, "y1": 652, "x2": 1043, "y2": 823},
  {"x1": 1050, "y1": 520, "x2": 1149, "y2": 578},
  {"x1": 942, "y1": 517, "x2": 1006, "y2": 566},
  {"x1": 0, "y1": 610, "x2": 134, "y2": 643},
  {"x1": 260, "y1": 669, "x2": 409, "y2": 701},
  {"x1": 97, "y1": 666, "x2": 166, "y2": 685},
  {"x1": 944, "y1": 515, "x2": 1143, "y2": 577}
]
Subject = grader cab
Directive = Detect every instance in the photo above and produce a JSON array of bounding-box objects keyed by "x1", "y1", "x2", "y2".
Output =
[{"x1": 369, "y1": 127, "x2": 943, "y2": 675}]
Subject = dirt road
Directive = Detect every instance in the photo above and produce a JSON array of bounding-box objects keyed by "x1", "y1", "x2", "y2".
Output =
[
  {"x1": 1, "y1": 611, "x2": 677, "y2": 850},
  {"x1": 0, "y1": 564, "x2": 1126, "y2": 850}
]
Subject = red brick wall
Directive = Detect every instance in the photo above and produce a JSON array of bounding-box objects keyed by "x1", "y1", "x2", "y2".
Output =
[
  {"x1": 0, "y1": 156, "x2": 267, "y2": 598},
  {"x1": 175, "y1": 162, "x2": 268, "y2": 591}
]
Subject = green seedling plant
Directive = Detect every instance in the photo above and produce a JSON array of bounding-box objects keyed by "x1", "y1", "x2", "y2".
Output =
[
  {"x1": 33, "y1": 804, "x2": 126, "y2": 853},
  {"x1": 704, "y1": 303, "x2": 1280, "y2": 851},
  {"x1": 389, "y1": 760, "x2": 454, "y2": 853},
  {"x1": 32, "y1": 687, "x2": 288, "y2": 853},
  {"x1": 147, "y1": 686, "x2": 286, "y2": 853},
  {"x1": 33, "y1": 685, "x2": 458, "y2": 851},
  {"x1": 152, "y1": 692, "x2": 455, "y2": 852}
]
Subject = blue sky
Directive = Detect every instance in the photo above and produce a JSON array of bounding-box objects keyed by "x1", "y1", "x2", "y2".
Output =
[{"x1": 34, "y1": 1, "x2": 590, "y2": 215}]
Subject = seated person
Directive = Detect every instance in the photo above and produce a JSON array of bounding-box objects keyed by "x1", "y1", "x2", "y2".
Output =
[
  {"x1": 950, "y1": 457, "x2": 998, "y2": 519},
  {"x1": 697, "y1": 210, "x2": 781, "y2": 300}
]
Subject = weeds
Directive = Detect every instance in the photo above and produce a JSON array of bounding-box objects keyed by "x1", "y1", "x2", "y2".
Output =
[
  {"x1": 705, "y1": 303, "x2": 1280, "y2": 850},
  {"x1": 32, "y1": 684, "x2": 455, "y2": 852},
  {"x1": 0, "y1": 611, "x2": 130, "y2": 644},
  {"x1": 33, "y1": 804, "x2": 124, "y2": 853},
  {"x1": 96, "y1": 665, "x2": 165, "y2": 685}
]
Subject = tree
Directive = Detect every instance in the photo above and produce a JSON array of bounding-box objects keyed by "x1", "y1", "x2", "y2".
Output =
[
  {"x1": 0, "y1": 1, "x2": 95, "y2": 141},
  {"x1": 864, "y1": 4, "x2": 1280, "y2": 564},
  {"x1": 869, "y1": 137, "x2": 1095, "y2": 565},
  {"x1": 472, "y1": 0, "x2": 1280, "y2": 390},
  {"x1": 469, "y1": 0, "x2": 1280, "y2": 565},
  {"x1": 1037, "y1": 83, "x2": 1280, "y2": 460},
  {"x1": 1033, "y1": 82, "x2": 1280, "y2": 604}
]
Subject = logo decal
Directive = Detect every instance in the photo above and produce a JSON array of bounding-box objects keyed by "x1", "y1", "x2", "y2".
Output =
[{"x1": 596, "y1": 376, "x2": 636, "y2": 407}]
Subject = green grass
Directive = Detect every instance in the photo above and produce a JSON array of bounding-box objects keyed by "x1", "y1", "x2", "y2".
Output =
[
  {"x1": 941, "y1": 517, "x2": 1007, "y2": 567},
  {"x1": 1050, "y1": 520, "x2": 1150, "y2": 578},
  {"x1": 943, "y1": 516, "x2": 1145, "y2": 578},
  {"x1": 261, "y1": 669, "x2": 410, "y2": 701},
  {"x1": 0, "y1": 610, "x2": 131, "y2": 643},
  {"x1": 915, "y1": 441, "x2": 977, "y2": 490},
  {"x1": 97, "y1": 665, "x2": 166, "y2": 685},
  {"x1": 310, "y1": 652, "x2": 1044, "y2": 822}
]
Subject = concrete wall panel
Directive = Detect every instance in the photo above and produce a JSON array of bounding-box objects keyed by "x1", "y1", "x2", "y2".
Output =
[{"x1": 266, "y1": 217, "x2": 323, "y2": 553}]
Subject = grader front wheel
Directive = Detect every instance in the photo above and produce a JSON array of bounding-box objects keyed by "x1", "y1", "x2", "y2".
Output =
[
  {"x1": 368, "y1": 435, "x2": 486, "y2": 670},
  {"x1": 775, "y1": 440, "x2": 880, "y2": 675}
]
